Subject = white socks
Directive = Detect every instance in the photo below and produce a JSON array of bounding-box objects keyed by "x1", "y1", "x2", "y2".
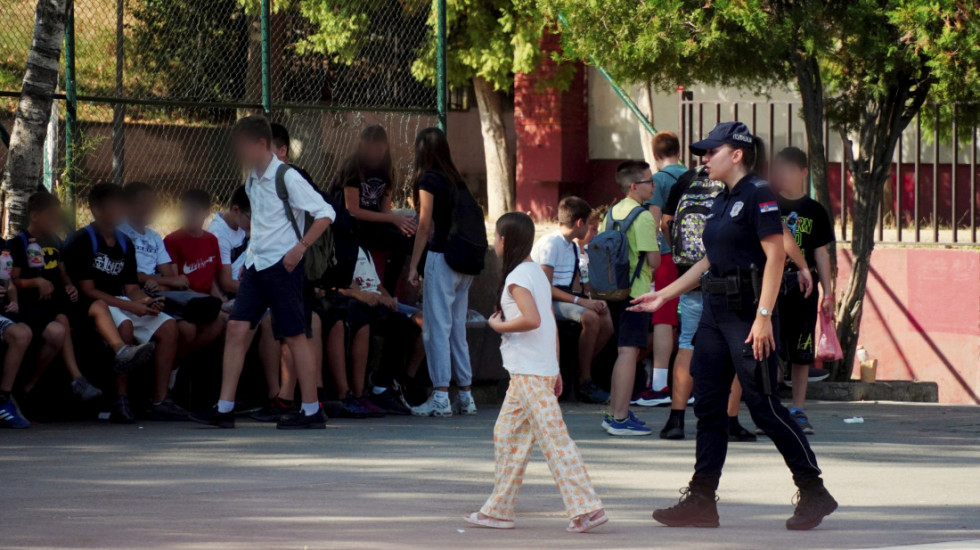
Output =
[
  {"x1": 217, "y1": 400, "x2": 234, "y2": 413},
  {"x1": 458, "y1": 390, "x2": 473, "y2": 402},
  {"x1": 651, "y1": 368, "x2": 669, "y2": 391},
  {"x1": 373, "y1": 386, "x2": 387, "y2": 395},
  {"x1": 433, "y1": 390, "x2": 450, "y2": 403},
  {"x1": 301, "y1": 402, "x2": 320, "y2": 416}
]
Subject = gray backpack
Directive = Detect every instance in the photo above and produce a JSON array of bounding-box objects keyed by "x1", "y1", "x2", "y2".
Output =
[{"x1": 586, "y1": 206, "x2": 646, "y2": 301}]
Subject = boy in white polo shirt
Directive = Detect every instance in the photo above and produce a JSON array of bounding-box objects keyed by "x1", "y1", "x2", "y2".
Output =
[
  {"x1": 531, "y1": 196, "x2": 613, "y2": 404},
  {"x1": 191, "y1": 115, "x2": 334, "y2": 430}
]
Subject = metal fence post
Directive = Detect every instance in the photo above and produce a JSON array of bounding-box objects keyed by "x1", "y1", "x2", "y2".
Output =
[
  {"x1": 436, "y1": 0, "x2": 447, "y2": 132},
  {"x1": 112, "y1": 0, "x2": 125, "y2": 186},
  {"x1": 260, "y1": 0, "x2": 271, "y2": 115},
  {"x1": 64, "y1": 0, "x2": 77, "y2": 216}
]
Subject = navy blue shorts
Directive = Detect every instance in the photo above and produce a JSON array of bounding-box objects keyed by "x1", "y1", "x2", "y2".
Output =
[
  {"x1": 609, "y1": 300, "x2": 652, "y2": 349},
  {"x1": 230, "y1": 259, "x2": 307, "y2": 339}
]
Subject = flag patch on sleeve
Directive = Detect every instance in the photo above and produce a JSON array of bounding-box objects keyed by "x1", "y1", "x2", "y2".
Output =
[{"x1": 759, "y1": 201, "x2": 779, "y2": 214}]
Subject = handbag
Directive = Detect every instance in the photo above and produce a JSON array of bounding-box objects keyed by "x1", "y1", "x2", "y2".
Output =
[
  {"x1": 156, "y1": 290, "x2": 223, "y2": 324},
  {"x1": 816, "y1": 310, "x2": 844, "y2": 361}
]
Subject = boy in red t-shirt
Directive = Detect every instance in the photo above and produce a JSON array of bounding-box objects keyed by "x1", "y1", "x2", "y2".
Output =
[
  {"x1": 164, "y1": 189, "x2": 225, "y2": 355},
  {"x1": 165, "y1": 190, "x2": 223, "y2": 296}
]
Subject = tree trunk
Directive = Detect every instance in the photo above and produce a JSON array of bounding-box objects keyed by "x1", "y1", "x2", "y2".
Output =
[
  {"x1": 792, "y1": 54, "x2": 846, "y2": 378},
  {"x1": 473, "y1": 76, "x2": 515, "y2": 220},
  {"x1": 834, "y1": 75, "x2": 929, "y2": 379},
  {"x1": 638, "y1": 80, "x2": 656, "y2": 166},
  {"x1": 1, "y1": 0, "x2": 68, "y2": 236}
]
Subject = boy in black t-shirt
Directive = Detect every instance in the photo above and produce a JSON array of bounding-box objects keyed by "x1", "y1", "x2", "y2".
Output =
[
  {"x1": 64, "y1": 183, "x2": 183, "y2": 424},
  {"x1": 771, "y1": 148, "x2": 836, "y2": 435},
  {"x1": 10, "y1": 192, "x2": 102, "y2": 401}
]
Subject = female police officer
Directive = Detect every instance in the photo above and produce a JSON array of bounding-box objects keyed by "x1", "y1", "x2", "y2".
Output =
[{"x1": 629, "y1": 122, "x2": 837, "y2": 531}]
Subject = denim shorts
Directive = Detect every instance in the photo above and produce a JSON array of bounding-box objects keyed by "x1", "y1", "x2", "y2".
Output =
[
  {"x1": 678, "y1": 291, "x2": 704, "y2": 350},
  {"x1": 553, "y1": 300, "x2": 588, "y2": 323}
]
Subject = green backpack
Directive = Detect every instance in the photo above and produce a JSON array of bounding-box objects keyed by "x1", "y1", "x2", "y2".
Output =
[{"x1": 274, "y1": 164, "x2": 335, "y2": 284}]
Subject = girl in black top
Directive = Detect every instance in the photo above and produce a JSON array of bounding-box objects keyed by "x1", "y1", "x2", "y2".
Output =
[{"x1": 338, "y1": 125, "x2": 417, "y2": 293}]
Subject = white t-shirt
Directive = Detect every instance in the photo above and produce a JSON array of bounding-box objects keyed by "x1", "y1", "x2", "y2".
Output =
[
  {"x1": 530, "y1": 230, "x2": 578, "y2": 288},
  {"x1": 118, "y1": 223, "x2": 171, "y2": 275},
  {"x1": 207, "y1": 214, "x2": 248, "y2": 282},
  {"x1": 352, "y1": 248, "x2": 381, "y2": 295},
  {"x1": 499, "y1": 261, "x2": 559, "y2": 377}
]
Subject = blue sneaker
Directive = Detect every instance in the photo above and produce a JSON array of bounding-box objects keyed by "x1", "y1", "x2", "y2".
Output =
[
  {"x1": 601, "y1": 410, "x2": 647, "y2": 430},
  {"x1": 577, "y1": 380, "x2": 611, "y2": 404},
  {"x1": 0, "y1": 398, "x2": 30, "y2": 429},
  {"x1": 604, "y1": 412, "x2": 653, "y2": 436}
]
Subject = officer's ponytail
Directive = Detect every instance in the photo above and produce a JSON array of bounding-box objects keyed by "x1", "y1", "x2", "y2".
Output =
[{"x1": 740, "y1": 136, "x2": 767, "y2": 175}]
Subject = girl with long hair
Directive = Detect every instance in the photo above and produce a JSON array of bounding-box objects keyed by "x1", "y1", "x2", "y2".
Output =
[
  {"x1": 464, "y1": 212, "x2": 607, "y2": 533},
  {"x1": 406, "y1": 127, "x2": 476, "y2": 417},
  {"x1": 337, "y1": 124, "x2": 417, "y2": 293}
]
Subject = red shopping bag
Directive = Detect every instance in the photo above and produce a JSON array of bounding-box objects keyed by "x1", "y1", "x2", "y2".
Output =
[{"x1": 816, "y1": 311, "x2": 844, "y2": 361}]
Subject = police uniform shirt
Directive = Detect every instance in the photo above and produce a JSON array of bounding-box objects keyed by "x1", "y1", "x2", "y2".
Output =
[{"x1": 702, "y1": 174, "x2": 784, "y2": 277}]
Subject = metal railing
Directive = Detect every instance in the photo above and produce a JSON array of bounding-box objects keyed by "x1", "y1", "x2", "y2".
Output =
[{"x1": 679, "y1": 98, "x2": 979, "y2": 246}]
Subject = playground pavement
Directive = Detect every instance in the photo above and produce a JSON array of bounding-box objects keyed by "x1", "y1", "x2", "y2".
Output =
[{"x1": 1, "y1": 400, "x2": 978, "y2": 549}]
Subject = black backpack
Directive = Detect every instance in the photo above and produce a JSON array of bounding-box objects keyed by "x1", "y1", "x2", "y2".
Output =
[{"x1": 442, "y1": 174, "x2": 487, "y2": 275}]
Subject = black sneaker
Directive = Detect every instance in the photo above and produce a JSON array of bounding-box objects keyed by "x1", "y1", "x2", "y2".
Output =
[
  {"x1": 368, "y1": 388, "x2": 411, "y2": 416},
  {"x1": 653, "y1": 485, "x2": 720, "y2": 528},
  {"x1": 189, "y1": 406, "x2": 236, "y2": 429},
  {"x1": 728, "y1": 418, "x2": 758, "y2": 442},
  {"x1": 277, "y1": 408, "x2": 327, "y2": 430},
  {"x1": 786, "y1": 482, "x2": 838, "y2": 530},
  {"x1": 250, "y1": 398, "x2": 296, "y2": 423},
  {"x1": 659, "y1": 412, "x2": 685, "y2": 440},
  {"x1": 150, "y1": 396, "x2": 190, "y2": 421},
  {"x1": 109, "y1": 396, "x2": 136, "y2": 424}
]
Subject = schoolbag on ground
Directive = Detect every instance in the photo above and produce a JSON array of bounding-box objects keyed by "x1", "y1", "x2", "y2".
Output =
[
  {"x1": 671, "y1": 169, "x2": 725, "y2": 267},
  {"x1": 275, "y1": 164, "x2": 357, "y2": 289},
  {"x1": 587, "y1": 206, "x2": 647, "y2": 302},
  {"x1": 443, "y1": 174, "x2": 488, "y2": 276}
]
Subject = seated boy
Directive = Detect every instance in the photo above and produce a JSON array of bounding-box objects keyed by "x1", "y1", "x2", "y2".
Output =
[
  {"x1": 64, "y1": 183, "x2": 184, "y2": 423},
  {"x1": 9, "y1": 192, "x2": 101, "y2": 401},
  {"x1": 118, "y1": 182, "x2": 189, "y2": 293},
  {"x1": 531, "y1": 196, "x2": 613, "y2": 404},
  {"x1": 0, "y1": 281, "x2": 35, "y2": 428},
  {"x1": 342, "y1": 246, "x2": 424, "y2": 415},
  {"x1": 163, "y1": 189, "x2": 225, "y2": 354}
]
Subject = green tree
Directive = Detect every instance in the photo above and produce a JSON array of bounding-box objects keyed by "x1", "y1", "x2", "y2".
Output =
[
  {"x1": 296, "y1": 0, "x2": 548, "y2": 218},
  {"x1": 544, "y1": 0, "x2": 980, "y2": 378}
]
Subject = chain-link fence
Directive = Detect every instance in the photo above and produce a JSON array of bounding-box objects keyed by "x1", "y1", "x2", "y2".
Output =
[{"x1": 0, "y1": 0, "x2": 441, "y2": 231}]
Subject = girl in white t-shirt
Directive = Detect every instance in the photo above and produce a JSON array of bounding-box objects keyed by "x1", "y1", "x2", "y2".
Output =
[{"x1": 464, "y1": 212, "x2": 607, "y2": 534}]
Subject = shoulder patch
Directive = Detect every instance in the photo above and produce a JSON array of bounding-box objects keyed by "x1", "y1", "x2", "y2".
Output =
[
  {"x1": 754, "y1": 178, "x2": 770, "y2": 188},
  {"x1": 759, "y1": 201, "x2": 779, "y2": 214}
]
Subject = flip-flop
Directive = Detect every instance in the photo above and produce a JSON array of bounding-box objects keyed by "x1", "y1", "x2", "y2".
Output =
[
  {"x1": 567, "y1": 510, "x2": 609, "y2": 533},
  {"x1": 463, "y1": 512, "x2": 515, "y2": 530}
]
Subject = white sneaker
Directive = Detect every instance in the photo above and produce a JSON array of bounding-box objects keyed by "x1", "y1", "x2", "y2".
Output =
[
  {"x1": 454, "y1": 396, "x2": 477, "y2": 416},
  {"x1": 411, "y1": 395, "x2": 452, "y2": 417}
]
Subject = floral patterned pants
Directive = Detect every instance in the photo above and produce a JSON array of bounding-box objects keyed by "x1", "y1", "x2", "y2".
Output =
[{"x1": 479, "y1": 373, "x2": 603, "y2": 521}]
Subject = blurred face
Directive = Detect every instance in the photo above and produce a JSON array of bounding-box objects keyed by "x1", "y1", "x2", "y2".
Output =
[
  {"x1": 234, "y1": 134, "x2": 271, "y2": 169},
  {"x1": 579, "y1": 221, "x2": 599, "y2": 245},
  {"x1": 127, "y1": 190, "x2": 156, "y2": 227},
  {"x1": 181, "y1": 202, "x2": 210, "y2": 232},
  {"x1": 360, "y1": 139, "x2": 389, "y2": 169},
  {"x1": 631, "y1": 168, "x2": 655, "y2": 203},
  {"x1": 772, "y1": 158, "x2": 808, "y2": 195},
  {"x1": 230, "y1": 205, "x2": 251, "y2": 234},
  {"x1": 94, "y1": 197, "x2": 125, "y2": 227},
  {"x1": 568, "y1": 218, "x2": 590, "y2": 241},
  {"x1": 272, "y1": 141, "x2": 289, "y2": 163},
  {"x1": 702, "y1": 145, "x2": 741, "y2": 184},
  {"x1": 493, "y1": 231, "x2": 505, "y2": 258},
  {"x1": 31, "y1": 205, "x2": 61, "y2": 234}
]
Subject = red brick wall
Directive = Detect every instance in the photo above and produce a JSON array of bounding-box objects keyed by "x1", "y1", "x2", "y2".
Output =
[{"x1": 514, "y1": 34, "x2": 590, "y2": 221}]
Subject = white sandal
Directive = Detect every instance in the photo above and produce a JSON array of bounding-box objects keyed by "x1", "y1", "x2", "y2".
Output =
[
  {"x1": 463, "y1": 512, "x2": 516, "y2": 529},
  {"x1": 567, "y1": 509, "x2": 608, "y2": 533}
]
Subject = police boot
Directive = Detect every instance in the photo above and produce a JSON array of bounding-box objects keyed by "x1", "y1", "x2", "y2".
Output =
[
  {"x1": 652, "y1": 484, "x2": 720, "y2": 528},
  {"x1": 786, "y1": 479, "x2": 838, "y2": 531}
]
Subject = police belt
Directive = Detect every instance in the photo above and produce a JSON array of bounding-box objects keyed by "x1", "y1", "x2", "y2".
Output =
[{"x1": 700, "y1": 270, "x2": 757, "y2": 312}]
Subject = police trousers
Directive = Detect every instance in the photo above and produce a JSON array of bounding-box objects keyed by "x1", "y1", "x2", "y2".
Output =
[{"x1": 690, "y1": 292, "x2": 822, "y2": 492}]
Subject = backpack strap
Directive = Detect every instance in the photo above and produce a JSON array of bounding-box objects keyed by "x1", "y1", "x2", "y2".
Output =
[
  {"x1": 116, "y1": 230, "x2": 128, "y2": 255},
  {"x1": 84, "y1": 225, "x2": 98, "y2": 255},
  {"x1": 86, "y1": 224, "x2": 129, "y2": 255},
  {"x1": 17, "y1": 232, "x2": 28, "y2": 252},
  {"x1": 612, "y1": 206, "x2": 651, "y2": 289},
  {"x1": 275, "y1": 163, "x2": 303, "y2": 241}
]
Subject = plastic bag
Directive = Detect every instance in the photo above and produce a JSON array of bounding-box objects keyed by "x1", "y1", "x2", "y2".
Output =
[{"x1": 816, "y1": 311, "x2": 844, "y2": 361}]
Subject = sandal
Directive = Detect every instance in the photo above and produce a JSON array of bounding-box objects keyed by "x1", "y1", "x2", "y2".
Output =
[
  {"x1": 567, "y1": 509, "x2": 608, "y2": 533},
  {"x1": 463, "y1": 512, "x2": 515, "y2": 530}
]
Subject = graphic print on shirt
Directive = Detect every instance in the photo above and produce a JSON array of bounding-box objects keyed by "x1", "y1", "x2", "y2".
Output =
[
  {"x1": 183, "y1": 255, "x2": 216, "y2": 275},
  {"x1": 93, "y1": 253, "x2": 125, "y2": 276},
  {"x1": 359, "y1": 176, "x2": 387, "y2": 209},
  {"x1": 783, "y1": 210, "x2": 814, "y2": 257}
]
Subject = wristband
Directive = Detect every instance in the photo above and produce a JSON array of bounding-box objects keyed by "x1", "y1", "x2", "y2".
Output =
[
  {"x1": 573, "y1": 296, "x2": 580, "y2": 305},
  {"x1": 299, "y1": 238, "x2": 311, "y2": 249}
]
